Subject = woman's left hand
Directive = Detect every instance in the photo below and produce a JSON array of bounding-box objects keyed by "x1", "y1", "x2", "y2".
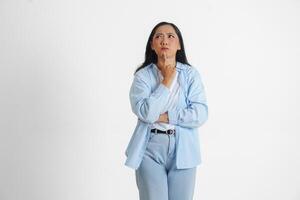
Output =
[{"x1": 156, "y1": 112, "x2": 169, "y2": 123}]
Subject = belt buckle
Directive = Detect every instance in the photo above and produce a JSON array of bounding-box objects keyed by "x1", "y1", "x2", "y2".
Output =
[{"x1": 168, "y1": 129, "x2": 174, "y2": 135}]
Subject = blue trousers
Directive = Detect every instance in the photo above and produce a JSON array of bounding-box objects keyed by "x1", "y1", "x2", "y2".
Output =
[{"x1": 135, "y1": 132, "x2": 197, "y2": 200}]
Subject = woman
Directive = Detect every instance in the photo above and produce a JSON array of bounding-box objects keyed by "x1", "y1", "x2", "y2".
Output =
[{"x1": 124, "y1": 21, "x2": 208, "y2": 200}]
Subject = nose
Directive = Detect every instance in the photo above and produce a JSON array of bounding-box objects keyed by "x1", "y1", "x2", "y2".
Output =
[
  {"x1": 161, "y1": 36, "x2": 168, "y2": 46},
  {"x1": 162, "y1": 41, "x2": 167, "y2": 46}
]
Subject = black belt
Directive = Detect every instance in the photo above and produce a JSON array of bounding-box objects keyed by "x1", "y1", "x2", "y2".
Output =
[{"x1": 151, "y1": 128, "x2": 176, "y2": 135}]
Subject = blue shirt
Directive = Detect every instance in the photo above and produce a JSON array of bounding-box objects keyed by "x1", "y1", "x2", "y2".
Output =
[
  {"x1": 151, "y1": 65, "x2": 179, "y2": 131},
  {"x1": 125, "y1": 62, "x2": 208, "y2": 170}
]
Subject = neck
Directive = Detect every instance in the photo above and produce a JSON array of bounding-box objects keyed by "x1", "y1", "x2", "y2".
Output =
[{"x1": 156, "y1": 59, "x2": 176, "y2": 70}]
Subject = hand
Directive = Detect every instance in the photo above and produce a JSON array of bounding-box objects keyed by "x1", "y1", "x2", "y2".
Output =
[
  {"x1": 159, "y1": 53, "x2": 176, "y2": 88},
  {"x1": 155, "y1": 112, "x2": 169, "y2": 123}
]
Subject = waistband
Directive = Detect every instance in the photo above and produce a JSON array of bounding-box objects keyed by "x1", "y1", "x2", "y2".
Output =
[{"x1": 150, "y1": 128, "x2": 176, "y2": 135}]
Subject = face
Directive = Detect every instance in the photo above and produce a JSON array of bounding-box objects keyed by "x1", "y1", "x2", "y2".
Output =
[{"x1": 151, "y1": 24, "x2": 181, "y2": 59}]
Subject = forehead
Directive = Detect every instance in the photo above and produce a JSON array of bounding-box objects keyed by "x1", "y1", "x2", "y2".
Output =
[{"x1": 154, "y1": 25, "x2": 177, "y2": 34}]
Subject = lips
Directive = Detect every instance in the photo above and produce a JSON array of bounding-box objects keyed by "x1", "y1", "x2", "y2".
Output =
[{"x1": 161, "y1": 47, "x2": 169, "y2": 50}]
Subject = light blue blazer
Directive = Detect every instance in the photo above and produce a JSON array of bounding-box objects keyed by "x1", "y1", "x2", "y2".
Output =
[{"x1": 125, "y1": 62, "x2": 208, "y2": 170}]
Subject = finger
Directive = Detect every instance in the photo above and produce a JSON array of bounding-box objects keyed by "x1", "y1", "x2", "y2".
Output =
[{"x1": 162, "y1": 52, "x2": 167, "y2": 62}]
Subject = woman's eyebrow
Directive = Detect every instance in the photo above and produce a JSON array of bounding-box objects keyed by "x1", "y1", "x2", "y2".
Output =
[{"x1": 155, "y1": 32, "x2": 176, "y2": 36}]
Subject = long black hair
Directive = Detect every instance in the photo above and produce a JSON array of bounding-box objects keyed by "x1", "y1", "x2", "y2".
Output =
[{"x1": 134, "y1": 21, "x2": 191, "y2": 74}]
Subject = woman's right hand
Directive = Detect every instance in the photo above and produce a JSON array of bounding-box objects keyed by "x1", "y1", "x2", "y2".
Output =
[{"x1": 160, "y1": 53, "x2": 176, "y2": 88}]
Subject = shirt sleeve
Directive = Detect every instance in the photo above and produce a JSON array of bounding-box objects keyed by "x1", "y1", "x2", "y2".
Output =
[
  {"x1": 167, "y1": 67, "x2": 208, "y2": 128},
  {"x1": 129, "y1": 73, "x2": 171, "y2": 124}
]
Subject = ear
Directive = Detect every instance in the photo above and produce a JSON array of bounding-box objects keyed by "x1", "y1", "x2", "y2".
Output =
[
  {"x1": 150, "y1": 42, "x2": 154, "y2": 50},
  {"x1": 178, "y1": 43, "x2": 181, "y2": 50}
]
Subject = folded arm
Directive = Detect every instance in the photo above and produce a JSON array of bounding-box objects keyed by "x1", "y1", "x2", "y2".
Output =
[
  {"x1": 167, "y1": 68, "x2": 208, "y2": 128},
  {"x1": 129, "y1": 74, "x2": 170, "y2": 124}
]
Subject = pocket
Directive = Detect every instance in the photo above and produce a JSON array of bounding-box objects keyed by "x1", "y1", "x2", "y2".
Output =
[{"x1": 148, "y1": 132, "x2": 156, "y2": 141}]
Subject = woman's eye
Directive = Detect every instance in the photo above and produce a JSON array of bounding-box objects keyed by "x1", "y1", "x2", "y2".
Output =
[{"x1": 169, "y1": 35, "x2": 175, "y2": 38}]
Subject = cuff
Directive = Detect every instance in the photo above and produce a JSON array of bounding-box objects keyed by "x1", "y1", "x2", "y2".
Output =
[{"x1": 168, "y1": 108, "x2": 178, "y2": 125}]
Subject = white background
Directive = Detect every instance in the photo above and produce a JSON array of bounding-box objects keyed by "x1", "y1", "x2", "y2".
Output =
[{"x1": 0, "y1": 0, "x2": 299, "y2": 200}]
